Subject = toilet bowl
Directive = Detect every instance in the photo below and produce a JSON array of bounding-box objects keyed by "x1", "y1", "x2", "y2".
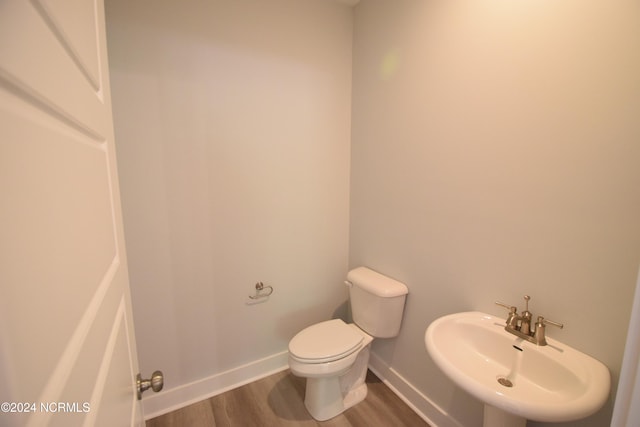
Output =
[
  {"x1": 288, "y1": 319, "x2": 373, "y2": 421},
  {"x1": 288, "y1": 267, "x2": 408, "y2": 421}
]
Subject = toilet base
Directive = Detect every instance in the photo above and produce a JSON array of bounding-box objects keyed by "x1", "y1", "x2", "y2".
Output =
[
  {"x1": 303, "y1": 344, "x2": 371, "y2": 421},
  {"x1": 304, "y1": 376, "x2": 349, "y2": 421},
  {"x1": 343, "y1": 382, "x2": 368, "y2": 410}
]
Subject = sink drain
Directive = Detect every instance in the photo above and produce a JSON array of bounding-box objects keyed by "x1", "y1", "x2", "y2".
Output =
[{"x1": 497, "y1": 377, "x2": 513, "y2": 387}]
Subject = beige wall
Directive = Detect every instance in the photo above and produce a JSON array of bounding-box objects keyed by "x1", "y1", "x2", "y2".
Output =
[
  {"x1": 351, "y1": 0, "x2": 640, "y2": 426},
  {"x1": 106, "y1": 0, "x2": 352, "y2": 406}
]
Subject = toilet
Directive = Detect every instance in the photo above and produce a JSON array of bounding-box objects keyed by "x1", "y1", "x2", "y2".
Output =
[{"x1": 288, "y1": 266, "x2": 409, "y2": 421}]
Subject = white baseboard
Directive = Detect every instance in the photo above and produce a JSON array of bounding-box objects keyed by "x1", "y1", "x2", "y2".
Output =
[
  {"x1": 142, "y1": 351, "x2": 289, "y2": 420},
  {"x1": 143, "y1": 349, "x2": 461, "y2": 426},
  {"x1": 368, "y1": 352, "x2": 464, "y2": 427}
]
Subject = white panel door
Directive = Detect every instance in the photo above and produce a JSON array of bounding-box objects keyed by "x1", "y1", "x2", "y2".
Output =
[{"x1": 0, "y1": 1, "x2": 144, "y2": 426}]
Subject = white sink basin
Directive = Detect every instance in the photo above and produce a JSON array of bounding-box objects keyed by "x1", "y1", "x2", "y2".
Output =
[{"x1": 425, "y1": 311, "x2": 610, "y2": 423}]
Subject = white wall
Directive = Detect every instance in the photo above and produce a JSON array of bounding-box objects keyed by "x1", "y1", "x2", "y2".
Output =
[
  {"x1": 351, "y1": 1, "x2": 640, "y2": 426},
  {"x1": 105, "y1": 0, "x2": 353, "y2": 415},
  {"x1": 106, "y1": 0, "x2": 640, "y2": 424}
]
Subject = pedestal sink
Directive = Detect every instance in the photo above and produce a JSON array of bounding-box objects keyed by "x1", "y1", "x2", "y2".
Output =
[{"x1": 425, "y1": 312, "x2": 610, "y2": 427}]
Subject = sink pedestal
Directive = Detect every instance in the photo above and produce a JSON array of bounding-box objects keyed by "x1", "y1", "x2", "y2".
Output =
[{"x1": 483, "y1": 404, "x2": 526, "y2": 427}]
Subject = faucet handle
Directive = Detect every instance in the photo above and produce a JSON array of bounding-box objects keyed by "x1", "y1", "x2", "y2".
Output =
[
  {"x1": 537, "y1": 316, "x2": 564, "y2": 329},
  {"x1": 495, "y1": 301, "x2": 517, "y2": 312},
  {"x1": 495, "y1": 302, "x2": 519, "y2": 329},
  {"x1": 533, "y1": 316, "x2": 564, "y2": 345}
]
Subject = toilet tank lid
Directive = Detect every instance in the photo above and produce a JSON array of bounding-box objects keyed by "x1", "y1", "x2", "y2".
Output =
[{"x1": 346, "y1": 267, "x2": 408, "y2": 297}]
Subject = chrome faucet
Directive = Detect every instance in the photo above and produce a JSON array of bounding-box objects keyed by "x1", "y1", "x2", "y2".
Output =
[{"x1": 495, "y1": 295, "x2": 563, "y2": 346}]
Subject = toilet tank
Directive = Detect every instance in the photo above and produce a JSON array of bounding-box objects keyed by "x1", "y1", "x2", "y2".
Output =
[{"x1": 346, "y1": 267, "x2": 409, "y2": 338}]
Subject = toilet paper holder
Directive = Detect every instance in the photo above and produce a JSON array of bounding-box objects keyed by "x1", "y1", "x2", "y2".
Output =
[{"x1": 249, "y1": 281, "x2": 273, "y2": 300}]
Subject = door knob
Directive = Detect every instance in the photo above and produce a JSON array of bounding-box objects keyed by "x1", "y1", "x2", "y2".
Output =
[{"x1": 136, "y1": 370, "x2": 164, "y2": 400}]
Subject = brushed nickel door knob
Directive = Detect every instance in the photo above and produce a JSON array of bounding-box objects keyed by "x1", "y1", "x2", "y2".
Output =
[{"x1": 137, "y1": 370, "x2": 164, "y2": 400}]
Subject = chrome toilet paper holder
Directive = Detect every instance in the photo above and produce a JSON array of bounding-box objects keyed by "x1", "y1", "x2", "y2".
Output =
[{"x1": 249, "y1": 281, "x2": 273, "y2": 300}]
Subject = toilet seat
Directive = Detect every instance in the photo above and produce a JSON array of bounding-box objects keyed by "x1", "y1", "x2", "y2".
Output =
[{"x1": 289, "y1": 319, "x2": 363, "y2": 363}]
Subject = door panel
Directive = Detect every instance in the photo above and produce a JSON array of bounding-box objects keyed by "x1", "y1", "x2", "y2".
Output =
[
  {"x1": 0, "y1": 1, "x2": 105, "y2": 138},
  {"x1": 35, "y1": 0, "x2": 101, "y2": 89},
  {"x1": 0, "y1": 1, "x2": 142, "y2": 426}
]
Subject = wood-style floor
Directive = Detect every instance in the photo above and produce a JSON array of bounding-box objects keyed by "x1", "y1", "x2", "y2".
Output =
[{"x1": 147, "y1": 369, "x2": 430, "y2": 427}]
